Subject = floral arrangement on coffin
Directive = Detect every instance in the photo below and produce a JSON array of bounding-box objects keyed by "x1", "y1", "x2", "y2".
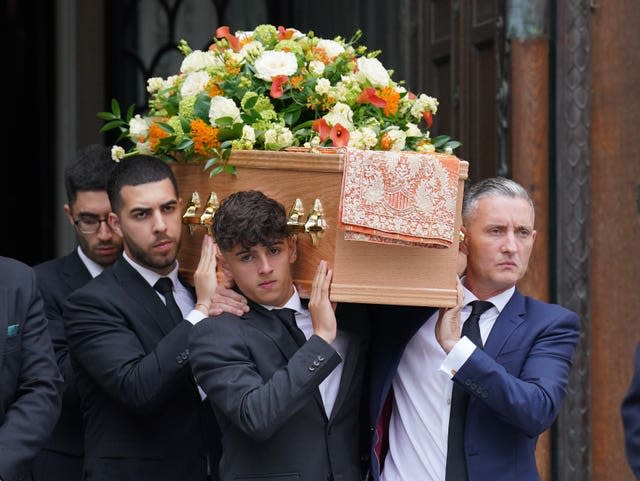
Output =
[{"x1": 100, "y1": 24, "x2": 461, "y2": 175}]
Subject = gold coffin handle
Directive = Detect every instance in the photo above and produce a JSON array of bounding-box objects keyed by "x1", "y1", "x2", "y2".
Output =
[
  {"x1": 304, "y1": 198, "x2": 327, "y2": 247},
  {"x1": 287, "y1": 198, "x2": 306, "y2": 233},
  {"x1": 199, "y1": 192, "x2": 219, "y2": 232},
  {"x1": 183, "y1": 192, "x2": 201, "y2": 226}
]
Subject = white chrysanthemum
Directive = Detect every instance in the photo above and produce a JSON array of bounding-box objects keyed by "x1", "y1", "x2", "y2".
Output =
[
  {"x1": 254, "y1": 51, "x2": 298, "y2": 81},
  {"x1": 385, "y1": 128, "x2": 406, "y2": 151},
  {"x1": 356, "y1": 57, "x2": 391, "y2": 88},
  {"x1": 330, "y1": 82, "x2": 349, "y2": 102},
  {"x1": 324, "y1": 102, "x2": 354, "y2": 130},
  {"x1": 316, "y1": 39, "x2": 345, "y2": 60},
  {"x1": 416, "y1": 143, "x2": 436, "y2": 153},
  {"x1": 111, "y1": 145, "x2": 125, "y2": 162},
  {"x1": 180, "y1": 50, "x2": 220, "y2": 73},
  {"x1": 315, "y1": 78, "x2": 331, "y2": 95},
  {"x1": 241, "y1": 125, "x2": 256, "y2": 143},
  {"x1": 180, "y1": 71, "x2": 210, "y2": 98},
  {"x1": 208, "y1": 96, "x2": 241, "y2": 126},
  {"x1": 410, "y1": 93, "x2": 439, "y2": 119},
  {"x1": 308, "y1": 60, "x2": 325, "y2": 76},
  {"x1": 264, "y1": 125, "x2": 294, "y2": 150},
  {"x1": 129, "y1": 114, "x2": 150, "y2": 139},
  {"x1": 405, "y1": 122, "x2": 422, "y2": 137},
  {"x1": 348, "y1": 130, "x2": 365, "y2": 149},
  {"x1": 164, "y1": 75, "x2": 179, "y2": 89},
  {"x1": 361, "y1": 127, "x2": 378, "y2": 148},
  {"x1": 146, "y1": 77, "x2": 164, "y2": 94}
]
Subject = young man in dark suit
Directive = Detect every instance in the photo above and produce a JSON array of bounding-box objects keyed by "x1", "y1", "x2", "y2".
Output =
[
  {"x1": 32, "y1": 144, "x2": 122, "y2": 481},
  {"x1": 368, "y1": 177, "x2": 580, "y2": 481},
  {"x1": 189, "y1": 190, "x2": 368, "y2": 481},
  {"x1": 0, "y1": 256, "x2": 62, "y2": 481},
  {"x1": 63, "y1": 155, "x2": 246, "y2": 481}
]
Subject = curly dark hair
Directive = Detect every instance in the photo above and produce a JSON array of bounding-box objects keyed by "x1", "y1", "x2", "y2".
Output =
[{"x1": 212, "y1": 190, "x2": 290, "y2": 252}]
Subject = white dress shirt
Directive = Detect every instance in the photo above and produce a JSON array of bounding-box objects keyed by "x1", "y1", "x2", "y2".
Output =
[
  {"x1": 77, "y1": 246, "x2": 106, "y2": 279},
  {"x1": 380, "y1": 282, "x2": 514, "y2": 481}
]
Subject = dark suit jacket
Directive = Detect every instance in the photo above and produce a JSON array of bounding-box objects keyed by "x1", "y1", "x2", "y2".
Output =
[
  {"x1": 368, "y1": 289, "x2": 580, "y2": 481},
  {"x1": 189, "y1": 300, "x2": 369, "y2": 481},
  {"x1": 34, "y1": 249, "x2": 91, "y2": 458},
  {"x1": 64, "y1": 256, "x2": 214, "y2": 481},
  {"x1": 622, "y1": 343, "x2": 640, "y2": 480},
  {"x1": 0, "y1": 256, "x2": 63, "y2": 481}
]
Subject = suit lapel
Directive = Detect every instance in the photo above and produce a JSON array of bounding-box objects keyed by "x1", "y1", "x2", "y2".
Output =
[
  {"x1": 112, "y1": 258, "x2": 175, "y2": 336},
  {"x1": 329, "y1": 329, "x2": 363, "y2": 421},
  {"x1": 243, "y1": 301, "x2": 299, "y2": 360},
  {"x1": 0, "y1": 287, "x2": 7, "y2": 374},
  {"x1": 62, "y1": 250, "x2": 93, "y2": 292},
  {"x1": 483, "y1": 289, "x2": 526, "y2": 358}
]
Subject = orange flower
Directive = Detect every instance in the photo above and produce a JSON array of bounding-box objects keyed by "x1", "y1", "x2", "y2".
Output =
[
  {"x1": 290, "y1": 75, "x2": 304, "y2": 90},
  {"x1": 207, "y1": 82, "x2": 223, "y2": 97},
  {"x1": 270, "y1": 75, "x2": 288, "y2": 99},
  {"x1": 380, "y1": 132, "x2": 393, "y2": 150},
  {"x1": 330, "y1": 123, "x2": 350, "y2": 147},
  {"x1": 215, "y1": 26, "x2": 241, "y2": 52},
  {"x1": 312, "y1": 118, "x2": 331, "y2": 142},
  {"x1": 278, "y1": 26, "x2": 296, "y2": 40},
  {"x1": 379, "y1": 86, "x2": 400, "y2": 116},
  {"x1": 357, "y1": 87, "x2": 386, "y2": 108},
  {"x1": 190, "y1": 119, "x2": 220, "y2": 156},
  {"x1": 422, "y1": 110, "x2": 433, "y2": 128},
  {"x1": 312, "y1": 47, "x2": 330, "y2": 65},
  {"x1": 149, "y1": 122, "x2": 170, "y2": 151}
]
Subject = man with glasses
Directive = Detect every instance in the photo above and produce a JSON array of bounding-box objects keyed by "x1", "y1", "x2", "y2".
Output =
[{"x1": 32, "y1": 144, "x2": 123, "y2": 481}]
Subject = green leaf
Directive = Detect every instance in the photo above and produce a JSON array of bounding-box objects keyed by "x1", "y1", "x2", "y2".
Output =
[
  {"x1": 111, "y1": 99, "x2": 121, "y2": 118},
  {"x1": 97, "y1": 111, "x2": 118, "y2": 121},
  {"x1": 126, "y1": 104, "x2": 135, "y2": 122},
  {"x1": 243, "y1": 95, "x2": 258, "y2": 110},
  {"x1": 433, "y1": 135, "x2": 451, "y2": 149},
  {"x1": 100, "y1": 120, "x2": 125, "y2": 132},
  {"x1": 175, "y1": 138, "x2": 193, "y2": 150},
  {"x1": 445, "y1": 140, "x2": 462, "y2": 150},
  {"x1": 194, "y1": 94, "x2": 211, "y2": 120}
]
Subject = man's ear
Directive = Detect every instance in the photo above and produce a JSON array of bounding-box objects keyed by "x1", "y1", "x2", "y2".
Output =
[
  {"x1": 108, "y1": 212, "x2": 123, "y2": 237},
  {"x1": 459, "y1": 226, "x2": 469, "y2": 255},
  {"x1": 287, "y1": 236, "x2": 297, "y2": 264},
  {"x1": 217, "y1": 253, "x2": 234, "y2": 280},
  {"x1": 63, "y1": 204, "x2": 75, "y2": 226}
]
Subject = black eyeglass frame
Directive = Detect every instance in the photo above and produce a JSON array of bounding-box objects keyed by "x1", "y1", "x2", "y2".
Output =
[{"x1": 73, "y1": 216, "x2": 111, "y2": 234}]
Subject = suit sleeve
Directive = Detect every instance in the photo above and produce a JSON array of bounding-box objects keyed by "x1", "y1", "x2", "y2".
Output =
[
  {"x1": 64, "y1": 285, "x2": 193, "y2": 414},
  {"x1": 453, "y1": 307, "x2": 580, "y2": 437},
  {"x1": 34, "y1": 268, "x2": 77, "y2": 410},
  {"x1": 622, "y1": 344, "x2": 640, "y2": 479},
  {"x1": 0, "y1": 265, "x2": 63, "y2": 481},
  {"x1": 189, "y1": 315, "x2": 341, "y2": 442}
]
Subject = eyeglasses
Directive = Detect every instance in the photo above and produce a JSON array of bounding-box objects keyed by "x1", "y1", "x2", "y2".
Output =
[{"x1": 74, "y1": 216, "x2": 111, "y2": 234}]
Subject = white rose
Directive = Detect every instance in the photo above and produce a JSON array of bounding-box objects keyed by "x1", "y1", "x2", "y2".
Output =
[
  {"x1": 361, "y1": 127, "x2": 378, "y2": 148},
  {"x1": 348, "y1": 130, "x2": 364, "y2": 149},
  {"x1": 317, "y1": 39, "x2": 345, "y2": 60},
  {"x1": 180, "y1": 50, "x2": 220, "y2": 73},
  {"x1": 180, "y1": 71, "x2": 210, "y2": 98},
  {"x1": 405, "y1": 122, "x2": 422, "y2": 137},
  {"x1": 324, "y1": 102, "x2": 353, "y2": 130},
  {"x1": 242, "y1": 125, "x2": 256, "y2": 143},
  {"x1": 208, "y1": 96, "x2": 241, "y2": 126},
  {"x1": 146, "y1": 77, "x2": 164, "y2": 93},
  {"x1": 356, "y1": 57, "x2": 391, "y2": 88},
  {"x1": 254, "y1": 51, "x2": 298, "y2": 81},
  {"x1": 308, "y1": 60, "x2": 325, "y2": 76},
  {"x1": 129, "y1": 114, "x2": 149, "y2": 139},
  {"x1": 136, "y1": 140, "x2": 153, "y2": 155},
  {"x1": 315, "y1": 78, "x2": 331, "y2": 95}
]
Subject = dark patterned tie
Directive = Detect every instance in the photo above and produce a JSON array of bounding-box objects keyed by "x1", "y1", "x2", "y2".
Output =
[
  {"x1": 272, "y1": 308, "x2": 306, "y2": 347},
  {"x1": 154, "y1": 277, "x2": 184, "y2": 325},
  {"x1": 445, "y1": 300, "x2": 494, "y2": 481}
]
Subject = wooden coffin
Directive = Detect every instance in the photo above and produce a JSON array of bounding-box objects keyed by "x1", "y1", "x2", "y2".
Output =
[{"x1": 171, "y1": 149, "x2": 468, "y2": 307}]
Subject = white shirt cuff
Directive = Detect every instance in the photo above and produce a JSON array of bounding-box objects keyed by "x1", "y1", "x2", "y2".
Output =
[
  {"x1": 440, "y1": 336, "x2": 477, "y2": 378},
  {"x1": 186, "y1": 309, "x2": 207, "y2": 325}
]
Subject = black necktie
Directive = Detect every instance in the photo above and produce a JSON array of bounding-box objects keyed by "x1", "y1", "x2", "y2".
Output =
[
  {"x1": 272, "y1": 308, "x2": 306, "y2": 347},
  {"x1": 445, "y1": 300, "x2": 494, "y2": 481},
  {"x1": 154, "y1": 277, "x2": 184, "y2": 325}
]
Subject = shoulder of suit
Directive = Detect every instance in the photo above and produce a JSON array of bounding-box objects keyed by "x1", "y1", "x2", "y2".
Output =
[
  {"x1": 0, "y1": 256, "x2": 35, "y2": 287},
  {"x1": 521, "y1": 294, "x2": 579, "y2": 323}
]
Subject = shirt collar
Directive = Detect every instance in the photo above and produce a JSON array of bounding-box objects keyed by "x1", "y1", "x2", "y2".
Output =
[
  {"x1": 460, "y1": 276, "x2": 515, "y2": 314},
  {"x1": 122, "y1": 251, "x2": 180, "y2": 288},
  {"x1": 263, "y1": 285, "x2": 301, "y2": 312},
  {"x1": 77, "y1": 246, "x2": 105, "y2": 279}
]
